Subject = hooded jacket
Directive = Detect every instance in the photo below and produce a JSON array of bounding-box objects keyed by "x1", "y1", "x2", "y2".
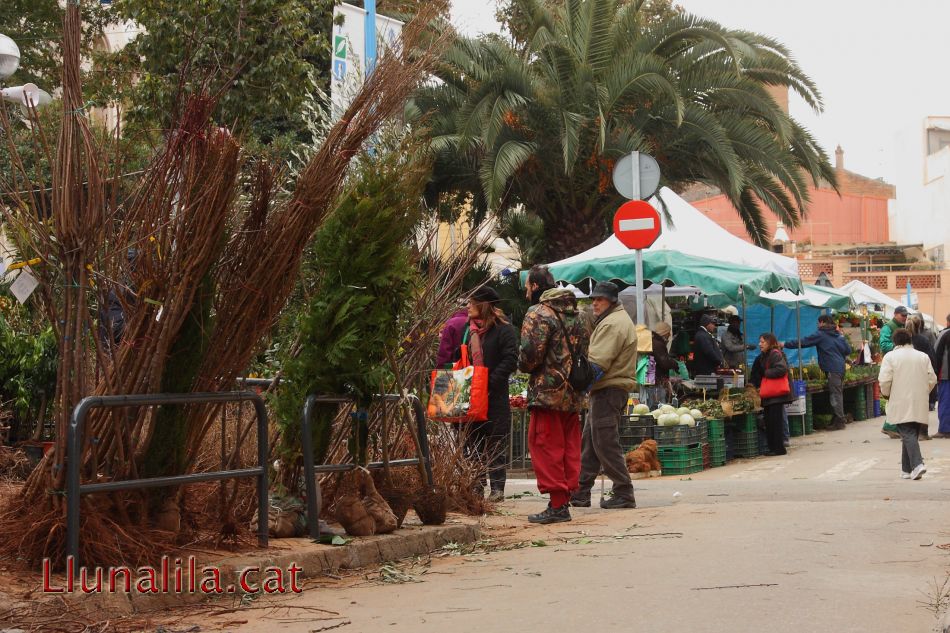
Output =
[
  {"x1": 784, "y1": 324, "x2": 851, "y2": 375},
  {"x1": 880, "y1": 318, "x2": 903, "y2": 355},
  {"x1": 436, "y1": 309, "x2": 469, "y2": 367},
  {"x1": 721, "y1": 325, "x2": 751, "y2": 369},
  {"x1": 587, "y1": 303, "x2": 637, "y2": 393},
  {"x1": 518, "y1": 288, "x2": 591, "y2": 412}
]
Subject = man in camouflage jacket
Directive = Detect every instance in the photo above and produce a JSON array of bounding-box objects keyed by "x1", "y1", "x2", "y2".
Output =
[{"x1": 518, "y1": 287, "x2": 591, "y2": 524}]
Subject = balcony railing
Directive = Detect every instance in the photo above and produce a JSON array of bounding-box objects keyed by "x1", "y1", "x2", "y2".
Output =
[{"x1": 848, "y1": 262, "x2": 945, "y2": 273}]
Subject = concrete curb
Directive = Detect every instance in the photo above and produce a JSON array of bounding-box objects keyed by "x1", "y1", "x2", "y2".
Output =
[{"x1": 65, "y1": 521, "x2": 481, "y2": 616}]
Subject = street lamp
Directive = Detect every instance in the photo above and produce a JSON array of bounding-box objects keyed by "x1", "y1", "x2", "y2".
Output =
[
  {"x1": 0, "y1": 33, "x2": 19, "y2": 80},
  {"x1": 0, "y1": 33, "x2": 52, "y2": 109}
]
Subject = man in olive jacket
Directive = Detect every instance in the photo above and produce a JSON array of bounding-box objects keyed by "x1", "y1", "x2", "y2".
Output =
[{"x1": 571, "y1": 282, "x2": 638, "y2": 509}]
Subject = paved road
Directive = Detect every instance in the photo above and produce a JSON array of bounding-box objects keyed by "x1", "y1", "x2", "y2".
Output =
[{"x1": 201, "y1": 414, "x2": 950, "y2": 633}]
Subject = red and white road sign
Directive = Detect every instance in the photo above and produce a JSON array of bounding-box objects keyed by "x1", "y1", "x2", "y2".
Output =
[{"x1": 612, "y1": 200, "x2": 661, "y2": 250}]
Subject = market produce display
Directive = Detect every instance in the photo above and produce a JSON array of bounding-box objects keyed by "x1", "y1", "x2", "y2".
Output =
[
  {"x1": 650, "y1": 404, "x2": 701, "y2": 427},
  {"x1": 682, "y1": 399, "x2": 725, "y2": 420}
]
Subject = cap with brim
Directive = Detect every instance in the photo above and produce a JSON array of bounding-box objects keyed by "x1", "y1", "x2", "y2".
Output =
[
  {"x1": 700, "y1": 314, "x2": 717, "y2": 326},
  {"x1": 894, "y1": 306, "x2": 909, "y2": 315}
]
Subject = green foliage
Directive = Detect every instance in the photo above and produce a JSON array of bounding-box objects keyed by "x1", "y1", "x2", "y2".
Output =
[
  {"x1": 0, "y1": 100, "x2": 151, "y2": 200},
  {"x1": 0, "y1": 0, "x2": 109, "y2": 90},
  {"x1": 0, "y1": 292, "x2": 57, "y2": 441},
  {"x1": 95, "y1": 0, "x2": 333, "y2": 146},
  {"x1": 496, "y1": 0, "x2": 682, "y2": 49},
  {"x1": 416, "y1": 0, "x2": 836, "y2": 260},
  {"x1": 275, "y1": 146, "x2": 428, "y2": 468},
  {"x1": 141, "y1": 274, "x2": 214, "y2": 486}
]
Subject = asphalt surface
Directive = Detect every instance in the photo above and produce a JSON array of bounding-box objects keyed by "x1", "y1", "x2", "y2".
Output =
[{"x1": 196, "y1": 413, "x2": 950, "y2": 633}]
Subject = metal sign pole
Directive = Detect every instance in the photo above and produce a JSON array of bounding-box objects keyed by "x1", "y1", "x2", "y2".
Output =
[
  {"x1": 630, "y1": 151, "x2": 641, "y2": 201},
  {"x1": 635, "y1": 249, "x2": 645, "y2": 325}
]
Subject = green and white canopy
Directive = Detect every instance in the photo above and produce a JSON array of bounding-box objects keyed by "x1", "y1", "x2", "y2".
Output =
[{"x1": 536, "y1": 249, "x2": 803, "y2": 306}]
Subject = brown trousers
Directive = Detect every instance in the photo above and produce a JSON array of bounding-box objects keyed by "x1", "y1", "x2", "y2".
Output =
[{"x1": 575, "y1": 387, "x2": 635, "y2": 502}]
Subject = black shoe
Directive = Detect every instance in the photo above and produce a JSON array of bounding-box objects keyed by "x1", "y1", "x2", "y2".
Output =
[
  {"x1": 600, "y1": 496, "x2": 637, "y2": 509},
  {"x1": 569, "y1": 495, "x2": 591, "y2": 507},
  {"x1": 527, "y1": 503, "x2": 571, "y2": 524},
  {"x1": 488, "y1": 489, "x2": 505, "y2": 502}
]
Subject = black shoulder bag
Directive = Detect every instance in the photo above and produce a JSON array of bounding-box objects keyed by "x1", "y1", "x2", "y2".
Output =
[{"x1": 553, "y1": 311, "x2": 593, "y2": 392}]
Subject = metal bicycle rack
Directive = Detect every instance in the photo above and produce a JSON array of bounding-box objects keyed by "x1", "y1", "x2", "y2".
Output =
[
  {"x1": 66, "y1": 391, "x2": 269, "y2": 570},
  {"x1": 300, "y1": 393, "x2": 433, "y2": 540}
]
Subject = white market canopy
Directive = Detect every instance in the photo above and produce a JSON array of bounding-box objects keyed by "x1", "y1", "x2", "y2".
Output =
[
  {"x1": 552, "y1": 187, "x2": 800, "y2": 279},
  {"x1": 838, "y1": 279, "x2": 934, "y2": 328}
]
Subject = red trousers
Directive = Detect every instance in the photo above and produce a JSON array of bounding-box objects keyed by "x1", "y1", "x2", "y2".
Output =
[{"x1": 528, "y1": 408, "x2": 581, "y2": 507}]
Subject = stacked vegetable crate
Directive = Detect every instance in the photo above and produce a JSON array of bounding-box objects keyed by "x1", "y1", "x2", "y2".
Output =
[
  {"x1": 658, "y1": 444, "x2": 704, "y2": 475},
  {"x1": 732, "y1": 412, "x2": 759, "y2": 458},
  {"x1": 707, "y1": 418, "x2": 726, "y2": 467},
  {"x1": 845, "y1": 385, "x2": 868, "y2": 421},
  {"x1": 653, "y1": 420, "x2": 707, "y2": 446},
  {"x1": 804, "y1": 392, "x2": 815, "y2": 434},
  {"x1": 788, "y1": 415, "x2": 806, "y2": 437},
  {"x1": 619, "y1": 414, "x2": 655, "y2": 452},
  {"x1": 655, "y1": 420, "x2": 706, "y2": 475}
]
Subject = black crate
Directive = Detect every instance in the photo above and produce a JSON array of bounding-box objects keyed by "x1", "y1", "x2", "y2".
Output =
[
  {"x1": 653, "y1": 420, "x2": 707, "y2": 446},
  {"x1": 619, "y1": 414, "x2": 655, "y2": 451}
]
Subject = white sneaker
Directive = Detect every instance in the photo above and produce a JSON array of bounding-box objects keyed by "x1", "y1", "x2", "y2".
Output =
[
  {"x1": 901, "y1": 471, "x2": 911, "y2": 479},
  {"x1": 911, "y1": 464, "x2": 927, "y2": 480}
]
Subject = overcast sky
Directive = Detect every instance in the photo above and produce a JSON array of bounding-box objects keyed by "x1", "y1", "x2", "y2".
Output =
[{"x1": 450, "y1": 0, "x2": 950, "y2": 185}]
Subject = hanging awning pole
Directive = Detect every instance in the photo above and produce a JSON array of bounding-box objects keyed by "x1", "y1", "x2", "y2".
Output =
[
  {"x1": 796, "y1": 302, "x2": 804, "y2": 378},
  {"x1": 740, "y1": 287, "x2": 749, "y2": 379},
  {"x1": 770, "y1": 305, "x2": 775, "y2": 333},
  {"x1": 661, "y1": 285, "x2": 666, "y2": 320}
]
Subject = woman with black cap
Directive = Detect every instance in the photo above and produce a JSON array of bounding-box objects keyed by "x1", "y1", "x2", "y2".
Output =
[{"x1": 455, "y1": 286, "x2": 519, "y2": 501}]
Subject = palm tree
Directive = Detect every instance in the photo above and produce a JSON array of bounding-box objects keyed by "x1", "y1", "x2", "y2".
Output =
[{"x1": 409, "y1": 0, "x2": 836, "y2": 262}]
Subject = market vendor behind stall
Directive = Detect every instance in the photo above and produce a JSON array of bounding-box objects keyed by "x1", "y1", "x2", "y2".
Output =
[{"x1": 692, "y1": 314, "x2": 724, "y2": 376}]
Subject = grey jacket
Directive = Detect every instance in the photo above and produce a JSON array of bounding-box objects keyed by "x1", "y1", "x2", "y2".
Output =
[{"x1": 721, "y1": 327, "x2": 752, "y2": 369}]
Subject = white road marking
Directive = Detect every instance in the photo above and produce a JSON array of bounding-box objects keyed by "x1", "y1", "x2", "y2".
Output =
[
  {"x1": 730, "y1": 458, "x2": 800, "y2": 480},
  {"x1": 815, "y1": 457, "x2": 880, "y2": 481}
]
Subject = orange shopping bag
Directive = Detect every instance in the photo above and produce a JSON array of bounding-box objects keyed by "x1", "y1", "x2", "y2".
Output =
[{"x1": 427, "y1": 343, "x2": 489, "y2": 422}]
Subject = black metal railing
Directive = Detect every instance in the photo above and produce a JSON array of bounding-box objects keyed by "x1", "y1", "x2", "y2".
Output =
[
  {"x1": 66, "y1": 392, "x2": 269, "y2": 570},
  {"x1": 301, "y1": 393, "x2": 432, "y2": 540}
]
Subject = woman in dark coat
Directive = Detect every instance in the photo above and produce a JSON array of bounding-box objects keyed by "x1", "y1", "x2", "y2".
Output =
[
  {"x1": 456, "y1": 286, "x2": 519, "y2": 501},
  {"x1": 751, "y1": 333, "x2": 793, "y2": 456},
  {"x1": 907, "y1": 315, "x2": 938, "y2": 416}
]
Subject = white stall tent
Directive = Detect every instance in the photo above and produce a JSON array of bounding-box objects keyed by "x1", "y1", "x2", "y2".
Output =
[
  {"x1": 551, "y1": 187, "x2": 799, "y2": 279},
  {"x1": 838, "y1": 279, "x2": 934, "y2": 329}
]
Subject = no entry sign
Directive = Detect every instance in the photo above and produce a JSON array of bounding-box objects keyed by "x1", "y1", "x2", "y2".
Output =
[{"x1": 612, "y1": 200, "x2": 661, "y2": 250}]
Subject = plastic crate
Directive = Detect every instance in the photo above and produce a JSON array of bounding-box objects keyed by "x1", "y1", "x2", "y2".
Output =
[
  {"x1": 619, "y1": 414, "x2": 655, "y2": 451},
  {"x1": 707, "y1": 418, "x2": 725, "y2": 439},
  {"x1": 788, "y1": 414, "x2": 805, "y2": 437},
  {"x1": 732, "y1": 430, "x2": 759, "y2": 458},
  {"x1": 709, "y1": 440, "x2": 726, "y2": 466},
  {"x1": 654, "y1": 420, "x2": 707, "y2": 446},
  {"x1": 659, "y1": 444, "x2": 704, "y2": 475},
  {"x1": 702, "y1": 443, "x2": 711, "y2": 469},
  {"x1": 729, "y1": 412, "x2": 758, "y2": 434}
]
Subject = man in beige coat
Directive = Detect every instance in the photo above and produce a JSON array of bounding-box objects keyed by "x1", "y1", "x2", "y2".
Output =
[
  {"x1": 879, "y1": 329, "x2": 938, "y2": 480},
  {"x1": 571, "y1": 282, "x2": 638, "y2": 509}
]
